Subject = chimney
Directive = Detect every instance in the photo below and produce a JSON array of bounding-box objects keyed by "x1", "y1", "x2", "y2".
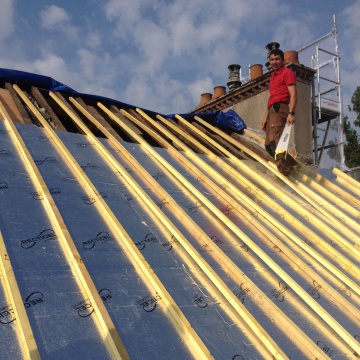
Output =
[
  {"x1": 266, "y1": 42, "x2": 280, "y2": 52},
  {"x1": 227, "y1": 64, "x2": 242, "y2": 91},
  {"x1": 265, "y1": 42, "x2": 280, "y2": 70},
  {"x1": 249, "y1": 64, "x2": 263, "y2": 80},
  {"x1": 284, "y1": 50, "x2": 299, "y2": 64},
  {"x1": 213, "y1": 86, "x2": 226, "y2": 99},
  {"x1": 197, "y1": 93, "x2": 213, "y2": 107}
]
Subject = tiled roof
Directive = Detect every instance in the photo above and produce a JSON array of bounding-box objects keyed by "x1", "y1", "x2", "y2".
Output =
[{"x1": 0, "y1": 81, "x2": 359, "y2": 360}]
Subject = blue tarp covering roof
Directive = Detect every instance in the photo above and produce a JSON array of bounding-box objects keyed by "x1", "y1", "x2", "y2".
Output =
[
  {"x1": 167, "y1": 109, "x2": 247, "y2": 132},
  {"x1": 0, "y1": 68, "x2": 247, "y2": 132},
  {"x1": 0, "y1": 68, "x2": 78, "y2": 94}
]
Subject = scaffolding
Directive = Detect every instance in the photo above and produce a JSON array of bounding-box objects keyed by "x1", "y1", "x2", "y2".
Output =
[{"x1": 298, "y1": 15, "x2": 348, "y2": 171}]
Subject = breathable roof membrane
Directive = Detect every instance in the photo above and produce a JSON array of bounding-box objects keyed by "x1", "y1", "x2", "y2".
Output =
[{"x1": 0, "y1": 82, "x2": 359, "y2": 360}]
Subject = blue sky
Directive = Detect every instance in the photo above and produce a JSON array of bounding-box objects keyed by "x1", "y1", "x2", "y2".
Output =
[{"x1": 1, "y1": 0, "x2": 359, "y2": 118}]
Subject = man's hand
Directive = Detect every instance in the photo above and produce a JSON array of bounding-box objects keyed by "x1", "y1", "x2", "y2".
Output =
[
  {"x1": 261, "y1": 110, "x2": 269, "y2": 131},
  {"x1": 261, "y1": 118, "x2": 267, "y2": 131},
  {"x1": 287, "y1": 113, "x2": 296, "y2": 125}
]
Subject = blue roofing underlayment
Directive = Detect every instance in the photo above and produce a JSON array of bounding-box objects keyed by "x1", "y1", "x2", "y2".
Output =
[{"x1": 0, "y1": 68, "x2": 360, "y2": 360}]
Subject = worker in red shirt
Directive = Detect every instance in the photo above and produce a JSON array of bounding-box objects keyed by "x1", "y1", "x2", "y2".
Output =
[{"x1": 261, "y1": 48, "x2": 297, "y2": 176}]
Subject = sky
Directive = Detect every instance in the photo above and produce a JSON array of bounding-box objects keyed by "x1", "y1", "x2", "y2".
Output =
[{"x1": 1, "y1": 0, "x2": 359, "y2": 115}]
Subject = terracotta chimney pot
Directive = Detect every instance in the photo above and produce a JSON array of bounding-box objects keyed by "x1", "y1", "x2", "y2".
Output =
[
  {"x1": 213, "y1": 86, "x2": 226, "y2": 99},
  {"x1": 197, "y1": 93, "x2": 213, "y2": 107},
  {"x1": 284, "y1": 50, "x2": 299, "y2": 64},
  {"x1": 249, "y1": 64, "x2": 263, "y2": 80}
]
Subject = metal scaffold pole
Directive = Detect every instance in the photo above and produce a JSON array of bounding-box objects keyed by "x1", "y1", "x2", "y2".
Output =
[
  {"x1": 299, "y1": 15, "x2": 348, "y2": 170},
  {"x1": 332, "y1": 15, "x2": 348, "y2": 171}
]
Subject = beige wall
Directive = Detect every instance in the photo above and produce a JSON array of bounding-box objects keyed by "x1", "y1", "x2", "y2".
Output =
[{"x1": 228, "y1": 79, "x2": 313, "y2": 164}]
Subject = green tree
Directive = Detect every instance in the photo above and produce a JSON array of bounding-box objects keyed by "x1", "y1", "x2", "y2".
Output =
[{"x1": 327, "y1": 86, "x2": 360, "y2": 168}]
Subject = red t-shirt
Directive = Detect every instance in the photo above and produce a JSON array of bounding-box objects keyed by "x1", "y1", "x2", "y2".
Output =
[{"x1": 267, "y1": 66, "x2": 296, "y2": 108}]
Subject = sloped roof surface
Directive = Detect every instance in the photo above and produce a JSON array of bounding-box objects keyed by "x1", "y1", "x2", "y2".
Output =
[{"x1": 0, "y1": 83, "x2": 360, "y2": 360}]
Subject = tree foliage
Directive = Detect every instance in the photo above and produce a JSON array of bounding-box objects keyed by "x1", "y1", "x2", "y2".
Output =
[{"x1": 327, "y1": 86, "x2": 360, "y2": 168}]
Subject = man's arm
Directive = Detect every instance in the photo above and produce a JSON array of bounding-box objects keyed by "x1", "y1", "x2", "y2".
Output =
[
  {"x1": 261, "y1": 109, "x2": 269, "y2": 131},
  {"x1": 287, "y1": 84, "x2": 297, "y2": 125}
]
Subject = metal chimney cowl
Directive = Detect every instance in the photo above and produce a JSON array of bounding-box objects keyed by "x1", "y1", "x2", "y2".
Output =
[
  {"x1": 265, "y1": 42, "x2": 280, "y2": 70},
  {"x1": 227, "y1": 64, "x2": 242, "y2": 91}
]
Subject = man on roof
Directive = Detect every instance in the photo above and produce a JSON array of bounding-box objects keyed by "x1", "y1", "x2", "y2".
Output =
[{"x1": 261, "y1": 48, "x2": 298, "y2": 176}]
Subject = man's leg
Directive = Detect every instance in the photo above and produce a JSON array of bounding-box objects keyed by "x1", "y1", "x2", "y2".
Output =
[
  {"x1": 265, "y1": 104, "x2": 296, "y2": 176},
  {"x1": 276, "y1": 153, "x2": 297, "y2": 176}
]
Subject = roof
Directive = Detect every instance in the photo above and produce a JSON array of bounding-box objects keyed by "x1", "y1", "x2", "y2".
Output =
[{"x1": 0, "y1": 76, "x2": 360, "y2": 360}]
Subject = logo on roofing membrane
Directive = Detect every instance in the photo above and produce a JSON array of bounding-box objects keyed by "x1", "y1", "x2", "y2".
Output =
[
  {"x1": 73, "y1": 299, "x2": 94, "y2": 318},
  {"x1": 50, "y1": 188, "x2": 61, "y2": 195},
  {"x1": 0, "y1": 182, "x2": 8, "y2": 190},
  {"x1": 339, "y1": 284, "x2": 352, "y2": 297},
  {"x1": 156, "y1": 199, "x2": 169, "y2": 209},
  {"x1": 138, "y1": 294, "x2": 161, "y2": 312},
  {"x1": 162, "y1": 235, "x2": 179, "y2": 251},
  {"x1": 34, "y1": 157, "x2": 57, "y2": 165},
  {"x1": 31, "y1": 191, "x2": 44, "y2": 200},
  {"x1": 152, "y1": 172, "x2": 165, "y2": 180},
  {"x1": 99, "y1": 288, "x2": 112, "y2": 302},
  {"x1": 316, "y1": 341, "x2": 333, "y2": 356},
  {"x1": 20, "y1": 229, "x2": 57, "y2": 249},
  {"x1": 82, "y1": 231, "x2": 113, "y2": 250},
  {"x1": 191, "y1": 294, "x2": 209, "y2": 308},
  {"x1": 307, "y1": 281, "x2": 321, "y2": 299},
  {"x1": 81, "y1": 163, "x2": 97, "y2": 171},
  {"x1": 234, "y1": 283, "x2": 250, "y2": 304},
  {"x1": 82, "y1": 192, "x2": 107, "y2": 205},
  {"x1": 270, "y1": 281, "x2": 289, "y2": 302},
  {"x1": 0, "y1": 305, "x2": 16, "y2": 324},
  {"x1": 0, "y1": 150, "x2": 13, "y2": 157},
  {"x1": 24, "y1": 292, "x2": 44, "y2": 309},
  {"x1": 186, "y1": 202, "x2": 202, "y2": 213},
  {"x1": 211, "y1": 235, "x2": 224, "y2": 246},
  {"x1": 135, "y1": 233, "x2": 158, "y2": 251}
]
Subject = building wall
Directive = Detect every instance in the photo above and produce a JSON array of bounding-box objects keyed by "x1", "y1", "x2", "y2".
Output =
[
  {"x1": 229, "y1": 79, "x2": 313, "y2": 164},
  {"x1": 191, "y1": 64, "x2": 316, "y2": 164}
]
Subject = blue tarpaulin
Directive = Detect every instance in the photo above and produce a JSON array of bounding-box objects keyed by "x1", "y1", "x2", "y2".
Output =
[
  {"x1": 0, "y1": 68, "x2": 247, "y2": 132},
  {"x1": 0, "y1": 68, "x2": 78, "y2": 94},
  {"x1": 167, "y1": 109, "x2": 247, "y2": 132}
]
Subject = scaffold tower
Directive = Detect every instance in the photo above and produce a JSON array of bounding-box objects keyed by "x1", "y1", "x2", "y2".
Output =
[{"x1": 298, "y1": 15, "x2": 348, "y2": 171}]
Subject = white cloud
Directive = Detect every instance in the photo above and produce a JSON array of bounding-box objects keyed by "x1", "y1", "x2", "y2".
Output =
[
  {"x1": 0, "y1": 0, "x2": 15, "y2": 43},
  {"x1": 40, "y1": 5, "x2": 70, "y2": 29},
  {"x1": 272, "y1": 19, "x2": 314, "y2": 51},
  {"x1": 39, "y1": 5, "x2": 78, "y2": 39},
  {"x1": 101, "y1": 0, "x2": 285, "y2": 110},
  {"x1": 0, "y1": 0, "x2": 358, "y2": 117},
  {"x1": 32, "y1": 53, "x2": 70, "y2": 79},
  {"x1": 86, "y1": 32, "x2": 102, "y2": 49},
  {"x1": 77, "y1": 49, "x2": 97, "y2": 78},
  {"x1": 76, "y1": 48, "x2": 119, "y2": 90},
  {"x1": 187, "y1": 76, "x2": 215, "y2": 106},
  {"x1": 341, "y1": 1, "x2": 360, "y2": 66},
  {"x1": 342, "y1": 1, "x2": 360, "y2": 30},
  {"x1": 104, "y1": 0, "x2": 146, "y2": 40},
  {"x1": 131, "y1": 20, "x2": 171, "y2": 75},
  {"x1": 21, "y1": 52, "x2": 116, "y2": 99}
]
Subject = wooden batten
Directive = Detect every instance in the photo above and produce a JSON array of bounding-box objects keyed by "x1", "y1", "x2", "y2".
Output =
[
  {"x1": 4, "y1": 83, "x2": 33, "y2": 124},
  {"x1": 0, "y1": 88, "x2": 25, "y2": 124}
]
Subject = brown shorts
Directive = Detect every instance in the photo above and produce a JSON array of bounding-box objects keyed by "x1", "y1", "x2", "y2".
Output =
[{"x1": 264, "y1": 102, "x2": 296, "y2": 176}]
